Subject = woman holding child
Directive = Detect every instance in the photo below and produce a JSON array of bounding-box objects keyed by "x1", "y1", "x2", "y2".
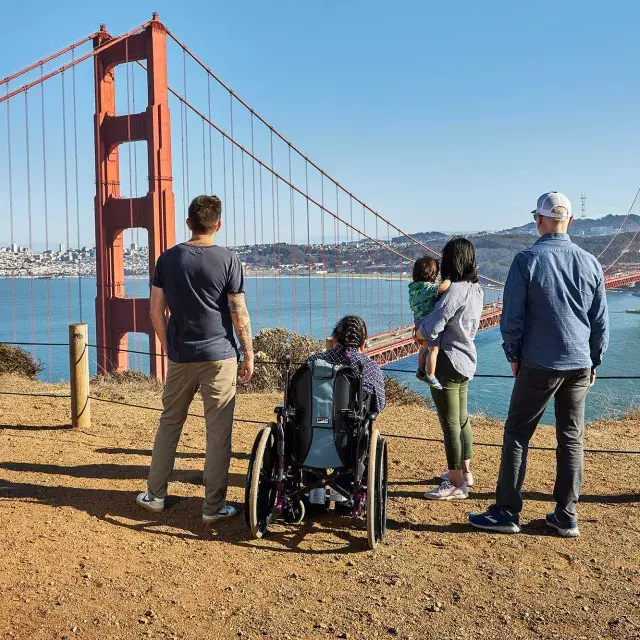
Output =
[{"x1": 414, "y1": 237, "x2": 483, "y2": 501}]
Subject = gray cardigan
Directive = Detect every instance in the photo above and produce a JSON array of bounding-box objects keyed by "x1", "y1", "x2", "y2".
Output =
[{"x1": 419, "y1": 281, "x2": 484, "y2": 380}]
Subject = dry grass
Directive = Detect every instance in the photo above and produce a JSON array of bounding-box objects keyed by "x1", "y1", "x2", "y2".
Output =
[
  {"x1": 90, "y1": 370, "x2": 163, "y2": 400},
  {"x1": 0, "y1": 374, "x2": 638, "y2": 640},
  {"x1": 0, "y1": 343, "x2": 43, "y2": 379},
  {"x1": 384, "y1": 376, "x2": 431, "y2": 407}
]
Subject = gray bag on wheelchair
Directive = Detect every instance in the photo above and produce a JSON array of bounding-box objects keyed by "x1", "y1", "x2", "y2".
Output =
[{"x1": 288, "y1": 358, "x2": 367, "y2": 469}]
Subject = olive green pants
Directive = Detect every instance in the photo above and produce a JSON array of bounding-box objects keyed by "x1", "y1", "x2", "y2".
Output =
[{"x1": 429, "y1": 352, "x2": 473, "y2": 470}]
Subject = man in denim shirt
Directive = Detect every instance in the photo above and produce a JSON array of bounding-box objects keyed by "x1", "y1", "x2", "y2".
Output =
[{"x1": 470, "y1": 192, "x2": 609, "y2": 537}]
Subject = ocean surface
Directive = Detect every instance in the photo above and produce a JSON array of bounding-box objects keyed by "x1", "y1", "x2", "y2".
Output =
[{"x1": 0, "y1": 277, "x2": 638, "y2": 421}]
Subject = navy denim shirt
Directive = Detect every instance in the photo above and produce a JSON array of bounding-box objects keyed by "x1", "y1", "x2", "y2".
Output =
[{"x1": 501, "y1": 233, "x2": 609, "y2": 371}]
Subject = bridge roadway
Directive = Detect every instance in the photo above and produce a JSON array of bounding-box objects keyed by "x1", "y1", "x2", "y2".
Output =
[{"x1": 365, "y1": 270, "x2": 640, "y2": 366}]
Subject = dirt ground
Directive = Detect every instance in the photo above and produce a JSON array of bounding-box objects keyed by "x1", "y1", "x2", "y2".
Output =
[{"x1": 0, "y1": 374, "x2": 639, "y2": 640}]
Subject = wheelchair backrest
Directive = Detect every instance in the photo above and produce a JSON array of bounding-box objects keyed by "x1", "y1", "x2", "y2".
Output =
[{"x1": 286, "y1": 358, "x2": 368, "y2": 469}]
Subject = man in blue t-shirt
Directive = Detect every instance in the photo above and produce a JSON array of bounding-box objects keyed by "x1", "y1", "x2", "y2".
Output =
[{"x1": 137, "y1": 195, "x2": 254, "y2": 523}]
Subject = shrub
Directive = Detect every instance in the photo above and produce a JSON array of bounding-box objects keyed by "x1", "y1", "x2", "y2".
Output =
[
  {"x1": 242, "y1": 327, "x2": 324, "y2": 393},
  {"x1": 0, "y1": 343, "x2": 43, "y2": 379}
]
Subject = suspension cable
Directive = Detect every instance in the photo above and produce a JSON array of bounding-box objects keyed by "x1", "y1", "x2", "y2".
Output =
[
  {"x1": 0, "y1": 34, "x2": 94, "y2": 86},
  {"x1": 72, "y1": 47, "x2": 83, "y2": 322},
  {"x1": 0, "y1": 22, "x2": 153, "y2": 105},
  {"x1": 164, "y1": 28, "x2": 506, "y2": 285},
  {"x1": 40, "y1": 66, "x2": 53, "y2": 380}
]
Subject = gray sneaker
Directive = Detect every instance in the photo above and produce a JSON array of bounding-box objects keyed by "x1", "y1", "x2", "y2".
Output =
[
  {"x1": 202, "y1": 503, "x2": 239, "y2": 524},
  {"x1": 136, "y1": 491, "x2": 165, "y2": 513},
  {"x1": 440, "y1": 470, "x2": 475, "y2": 487},
  {"x1": 423, "y1": 481, "x2": 468, "y2": 501}
]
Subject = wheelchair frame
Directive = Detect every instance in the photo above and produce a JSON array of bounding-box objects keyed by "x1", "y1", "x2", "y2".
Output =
[{"x1": 245, "y1": 356, "x2": 388, "y2": 550}]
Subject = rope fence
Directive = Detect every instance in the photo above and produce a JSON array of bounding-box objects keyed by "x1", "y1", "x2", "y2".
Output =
[
  {"x1": 3, "y1": 341, "x2": 640, "y2": 380},
  {"x1": 1, "y1": 386, "x2": 639, "y2": 456}
]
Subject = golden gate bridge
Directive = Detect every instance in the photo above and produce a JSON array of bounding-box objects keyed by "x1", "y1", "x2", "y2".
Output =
[{"x1": 1, "y1": 15, "x2": 639, "y2": 376}]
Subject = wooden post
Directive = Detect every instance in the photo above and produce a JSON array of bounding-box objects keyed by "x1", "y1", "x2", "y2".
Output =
[{"x1": 69, "y1": 323, "x2": 90, "y2": 429}]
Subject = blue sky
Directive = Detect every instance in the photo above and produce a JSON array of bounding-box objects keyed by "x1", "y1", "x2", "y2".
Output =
[{"x1": 1, "y1": 0, "x2": 640, "y2": 248}]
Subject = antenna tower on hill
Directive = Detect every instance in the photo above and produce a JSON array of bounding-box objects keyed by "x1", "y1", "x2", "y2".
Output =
[{"x1": 581, "y1": 193, "x2": 587, "y2": 219}]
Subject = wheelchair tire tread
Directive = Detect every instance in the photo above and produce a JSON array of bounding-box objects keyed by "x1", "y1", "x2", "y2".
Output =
[
  {"x1": 249, "y1": 423, "x2": 277, "y2": 539},
  {"x1": 366, "y1": 429, "x2": 380, "y2": 550}
]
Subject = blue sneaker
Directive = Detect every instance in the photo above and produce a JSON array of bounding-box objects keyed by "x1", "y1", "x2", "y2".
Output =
[
  {"x1": 423, "y1": 374, "x2": 443, "y2": 391},
  {"x1": 545, "y1": 512, "x2": 580, "y2": 538},
  {"x1": 469, "y1": 505, "x2": 520, "y2": 534}
]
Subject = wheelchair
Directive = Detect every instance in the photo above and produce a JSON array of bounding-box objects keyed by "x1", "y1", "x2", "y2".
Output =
[{"x1": 244, "y1": 356, "x2": 388, "y2": 550}]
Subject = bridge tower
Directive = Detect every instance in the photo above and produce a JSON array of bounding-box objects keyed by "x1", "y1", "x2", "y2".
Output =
[{"x1": 93, "y1": 14, "x2": 175, "y2": 380}]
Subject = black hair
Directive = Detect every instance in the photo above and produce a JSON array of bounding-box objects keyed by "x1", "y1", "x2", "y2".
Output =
[
  {"x1": 188, "y1": 195, "x2": 222, "y2": 234},
  {"x1": 332, "y1": 315, "x2": 368, "y2": 350},
  {"x1": 412, "y1": 256, "x2": 439, "y2": 283},
  {"x1": 440, "y1": 236, "x2": 478, "y2": 283}
]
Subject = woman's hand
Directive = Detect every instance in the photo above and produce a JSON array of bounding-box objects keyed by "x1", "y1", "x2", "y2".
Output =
[{"x1": 511, "y1": 362, "x2": 520, "y2": 378}]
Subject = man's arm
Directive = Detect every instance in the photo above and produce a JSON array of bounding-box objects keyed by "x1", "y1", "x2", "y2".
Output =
[
  {"x1": 500, "y1": 254, "x2": 528, "y2": 377},
  {"x1": 150, "y1": 285, "x2": 168, "y2": 353},
  {"x1": 587, "y1": 267, "x2": 609, "y2": 386},
  {"x1": 228, "y1": 292, "x2": 254, "y2": 384}
]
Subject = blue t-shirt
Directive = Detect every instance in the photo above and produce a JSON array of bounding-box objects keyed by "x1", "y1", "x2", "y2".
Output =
[{"x1": 152, "y1": 243, "x2": 245, "y2": 363}]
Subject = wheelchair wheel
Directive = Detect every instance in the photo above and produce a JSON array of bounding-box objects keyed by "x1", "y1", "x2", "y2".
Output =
[
  {"x1": 244, "y1": 429, "x2": 264, "y2": 528},
  {"x1": 247, "y1": 423, "x2": 278, "y2": 539},
  {"x1": 366, "y1": 430, "x2": 388, "y2": 550}
]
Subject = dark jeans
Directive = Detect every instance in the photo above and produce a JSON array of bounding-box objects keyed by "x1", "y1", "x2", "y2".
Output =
[
  {"x1": 496, "y1": 362, "x2": 591, "y2": 526},
  {"x1": 430, "y1": 351, "x2": 473, "y2": 470}
]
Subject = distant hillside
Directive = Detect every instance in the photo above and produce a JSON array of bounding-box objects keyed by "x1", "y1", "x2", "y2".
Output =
[
  {"x1": 388, "y1": 227, "x2": 639, "y2": 282},
  {"x1": 493, "y1": 214, "x2": 640, "y2": 238}
]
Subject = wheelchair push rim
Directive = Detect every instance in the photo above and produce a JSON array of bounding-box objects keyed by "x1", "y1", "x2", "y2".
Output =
[
  {"x1": 366, "y1": 429, "x2": 388, "y2": 550},
  {"x1": 247, "y1": 423, "x2": 278, "y2": 539}
]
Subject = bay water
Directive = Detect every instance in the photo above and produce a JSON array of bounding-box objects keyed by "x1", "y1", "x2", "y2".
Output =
[{"x1": 0, "y1": 277, "x2": 637, "y2": 421}]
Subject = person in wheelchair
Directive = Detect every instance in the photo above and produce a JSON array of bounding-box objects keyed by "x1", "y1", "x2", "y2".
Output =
[
  {"x1": 245, "y1": 315, "x2": 389, "y2": 549},
  {"x1": 306, "y1": 315, "x2": 386, "y2": 506},
  {"x1": 309, "y1": 315, "x2": 386, "y2": 413}
]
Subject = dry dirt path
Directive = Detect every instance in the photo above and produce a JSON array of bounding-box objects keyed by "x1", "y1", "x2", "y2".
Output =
[{"x1": 0, "y1": 375, "x2": 639, "y2": 640}]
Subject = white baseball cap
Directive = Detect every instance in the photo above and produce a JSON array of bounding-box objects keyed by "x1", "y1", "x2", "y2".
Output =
[{"x1": 532, "y1": 192, "x2": 572, "y2": 220}]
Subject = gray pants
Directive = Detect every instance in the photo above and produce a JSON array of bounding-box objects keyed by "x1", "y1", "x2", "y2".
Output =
[
  {"x1": 496, "y1": 362, "x2": 591, "y2": 526},
  {"x1": 147, "y1": 358, "x2": 237, "y2": 517}
]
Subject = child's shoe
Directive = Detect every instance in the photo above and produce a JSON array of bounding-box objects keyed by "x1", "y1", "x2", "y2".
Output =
[
  {"x1": 424, "y1": 374, "x2": 443, "y2": 390},
  {"x1": 416, "y1": 368, "x2": 427, "y2": 381}
]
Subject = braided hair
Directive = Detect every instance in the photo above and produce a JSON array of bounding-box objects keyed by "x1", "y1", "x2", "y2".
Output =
[{"x1": 332, "y1": 315, "x2": 368, "y2": 351}]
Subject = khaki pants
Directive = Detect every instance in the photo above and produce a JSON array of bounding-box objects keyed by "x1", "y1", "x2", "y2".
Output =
[{"x1": 147, "y1": 357, "x2": 237, "y2": 517}]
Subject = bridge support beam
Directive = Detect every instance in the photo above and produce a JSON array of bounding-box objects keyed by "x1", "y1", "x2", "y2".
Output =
[{"x1": 93, "y1": 14, "x2": 175, "y2": 381}]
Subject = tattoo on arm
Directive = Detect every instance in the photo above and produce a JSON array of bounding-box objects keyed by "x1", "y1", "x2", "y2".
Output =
[{"x1": 228, "y1": 293, "x2": 253, "y2": 355}]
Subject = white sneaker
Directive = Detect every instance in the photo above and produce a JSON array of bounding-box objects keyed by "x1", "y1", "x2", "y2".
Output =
[
  {"x1": 424, "y1": 481, "x2": 468, "y2": 501},
  {"x1": 440, "y1": 470, "x2": 475, "y2": 487},
  {"x1": 202, "y1": 503, "x2": 239, "y2": 523},
  {"x1": 136, "y1": 492, "x2": 165, "y2": 512},
  {"x1": 308, "y1": 488, "x2": 326, "y2": 505}
]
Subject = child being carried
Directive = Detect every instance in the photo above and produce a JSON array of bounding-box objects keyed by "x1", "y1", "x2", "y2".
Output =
[{"x1": 409, "y1": 257, "x2": 451, "y2": 390}]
